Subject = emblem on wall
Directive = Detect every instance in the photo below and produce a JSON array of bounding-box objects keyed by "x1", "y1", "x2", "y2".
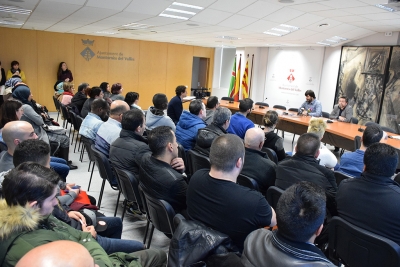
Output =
[
  {"x1": 81, "y1": 39, "x2": 95, "y2": 61},
  {"x1": 287, "y1": 69, "x2": 295, "y2": 83}
]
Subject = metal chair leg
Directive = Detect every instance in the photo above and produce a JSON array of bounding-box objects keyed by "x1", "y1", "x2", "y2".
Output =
[
  {"x1": 87, "y1": 163, "x2": 95, "y2": 191},
  {"x1": 114, "y1": 191, "x2": 121, "y2": 217},
  {"x1": 97, "y1": 179, "x2": 106, "y2": 208},
  {"x1": 121, "y1": 199, "x2": 127, "y2": 222}
]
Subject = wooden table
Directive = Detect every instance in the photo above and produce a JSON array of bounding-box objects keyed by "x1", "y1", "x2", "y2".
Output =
[{"x1": 219, "y1": 100, "x2": 400, "y2": 152}]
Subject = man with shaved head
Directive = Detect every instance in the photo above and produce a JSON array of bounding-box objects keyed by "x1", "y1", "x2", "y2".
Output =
[
  {"x1": 241, "y1": 128, "x2": 276, "y2": 195},
  {"x1": 16, "y1": 240, "x2": 98, "y2": 267},
  {"x1": 0, "y1": 121, "x2": 37, "y2": 172},
  {"x1": 95, "y1": 100, "x2": 129, "y2": 158}
]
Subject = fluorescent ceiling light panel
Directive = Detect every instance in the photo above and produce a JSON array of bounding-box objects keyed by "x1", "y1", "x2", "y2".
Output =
[
  {"x1": 263, "y1": 24, "x2": 299, "y2": 37},
  {"x1": 96, "y1": 31, "x2": 117, "y2": 35},
  {"x1": 0, "y1": 21, "x2": 23, "y2": 25},
  {"x1": 375, "y1": 4, "x2": 396, "y2": 12},
  {"x1": 216, "y1": 36, "x2": 241, "y2": 40},
  {"x1": 159, "y1": 2, "x2": 204, "y2": 20},
  {"x1": 122, "y1": 23, "x2": 153, "y2": 29},
  {"x1": 317, "y1": 42, "x2": 331, "y2": 46},
  {"x1": 0, "y1": 5, "x2": 31, "y2": 15},
  {"x1": 263, "y1": 31, "x2": 282, "y2": 36},
  {"x1": 271, "y1": 28, "x2": 290, "y2": 33},
  {"x1": 280, "y1": 24, "x2": 299, "y2": 31}
]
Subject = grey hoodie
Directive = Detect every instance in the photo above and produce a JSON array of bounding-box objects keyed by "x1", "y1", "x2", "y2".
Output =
[{"x1": 146, "y1": 106, "x2": 176, "y2": 132}]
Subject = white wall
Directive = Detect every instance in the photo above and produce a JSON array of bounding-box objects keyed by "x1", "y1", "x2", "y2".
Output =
[
  {"x1": 319, "y1": 46, "x2": 342, "y2": 110},
  {"x1": 211, "y1": 47, "x2": 235, "y2": 99}
]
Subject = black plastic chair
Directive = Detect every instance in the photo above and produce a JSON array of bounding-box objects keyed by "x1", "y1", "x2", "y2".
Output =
[
  {"x1": 266, "y1": 186, "x2": 284, "y2": 210},
  {"x1": 187, "y1": 149, "x2": 210, "y2": 176},
  {"x1": 273, "y1": 105, "x2": 286, "y2": 111},
  {"x1": 322, "y1": 111, "x2": 330, "y2": 118},
  {"x1": 177, "y1": 143, "x2": 189, "y2": 177},
  {"x1": 221, "y1": 97, "x2": 234, "y2": 101},
  {"x1": 80, "y1": 136, "x2": 96, "y2": 190},
  {"x1": 329, "y1": 216, "x2": 400, "y2": 267},
  {"x1": 91, "y1": 144, "x2": 120, "y2": 208},
  {"x1": 334, "y1": 171, "x2": 353, "y2": 185},
  {"x1": 68, "y1": 110, "x2": 82, "y2": 152},
  {"x1": 350, "y1": 117, "x2": 359, "y2": 124},
  {"x1": 138, "y1": 184, "x2": 176, "y2": 248},
  {"x1": 59, "y1": 103, "x2": 71, "y2": 129},
  {"x1": 237, "y1": 173, "x2": 259, "y2": 191},
  {"x1": 261, "y1": 147, "x2": 278, "y2": 164},
  {"x1": 114, "y1": 168, "x2": 144, "y2": 221},
  {"x1": 354, "y1": 135, "x2": 361, "y2": 150},
  {"x1": 288, "y1": 108, "x2": 299, "y2": 113},
  {"x1": 382, "y1": 126, "x2": 397, "y2": 134},
  {"x1": 52, "y1": 95, "x2": 61, "y2": 121},
  {"x1": 255, "y1": 102, "x2": 269, "y2": 107}
]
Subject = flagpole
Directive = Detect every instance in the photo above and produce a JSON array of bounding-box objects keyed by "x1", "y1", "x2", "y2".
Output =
[{"x1": 249, "y1": 54, "x2": 254, "y2": 96}]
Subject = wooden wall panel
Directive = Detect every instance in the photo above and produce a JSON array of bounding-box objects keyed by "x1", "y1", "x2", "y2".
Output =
[
  {"x1": 0, "y1": 28, "x2": 214, "y2": 111},
  {"x1": 165, "y1": 43, "x2": 193, "y2": 101},
  {"x1": 138, "y1": 40, "x2": 168, "y2": 109}
]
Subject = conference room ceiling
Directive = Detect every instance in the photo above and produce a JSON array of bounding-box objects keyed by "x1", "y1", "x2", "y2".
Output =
[{"x1": 0, "y1": 0, "x2": 399, "y2": 47}]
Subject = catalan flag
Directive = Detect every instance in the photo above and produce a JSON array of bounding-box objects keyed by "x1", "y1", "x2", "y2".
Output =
[
  {"x1": 241, "y1": 56, "x2": 249, "y2": 99},
  {"x1": 233, "y1": 56, "x2": 241, "y2": 101}
]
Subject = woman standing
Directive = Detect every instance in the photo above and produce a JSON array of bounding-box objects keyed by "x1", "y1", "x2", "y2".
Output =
[
  {"x1": 6, "y1": 60, "x2": 26, "y2": 82},
  {"x1": 57, "y1": 62, "x2": 73, "y2": 82}
]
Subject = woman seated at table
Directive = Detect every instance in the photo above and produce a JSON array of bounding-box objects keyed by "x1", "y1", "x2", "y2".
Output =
[{"x1": 262, "y1": 110, "x2": 286, "y2": 161}]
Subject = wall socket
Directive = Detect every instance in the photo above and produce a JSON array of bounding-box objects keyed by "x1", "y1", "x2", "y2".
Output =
[{"x1": 385, "y1": 32, "x2": 393, "y2": 37}]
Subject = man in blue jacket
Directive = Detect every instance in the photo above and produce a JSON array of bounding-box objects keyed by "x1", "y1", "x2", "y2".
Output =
[{"x1": 176, "y1": 99, "x2": 206, "y2": 151}]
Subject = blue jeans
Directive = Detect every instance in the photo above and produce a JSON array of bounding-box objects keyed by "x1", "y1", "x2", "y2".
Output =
[{"x1": 50, "y1": 157, "x2": 69, "y2": 182}]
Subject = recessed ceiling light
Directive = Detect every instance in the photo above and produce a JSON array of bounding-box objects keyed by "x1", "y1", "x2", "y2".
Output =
[
  {"x1": 375, "y1": 4, "x2": 396, "y2": 12},
  {"x1": 159, "y1": 13, "x2": 189, "y2": 20},
  {"x1": 96, "y1": 31, "x2": 117, "y2": 35},
  {"x1": 263, "y1": 24, "x2": 299, "y2": 37},
  {"x1": 317, "y1": 42, "x2": 331, "y2": 46},
  {"x1": 263, "y1": 31, "x2": 282, "y2": 36},
  {"x1": 165, "y1": 8, "x2": 196, "y2": 15},
  {"x1": 0, "y1": 5, "x2": 31, "y2": 15},
  {"x1": 319, "y1": 23, "x2": 329, "y2": 27},
  {"x1": 172, "y1": 2, "x2": 203, "y2": 10},
  {"x1": 0, "y1": 21, "x2": 23, "y2": 25},
  {"x1": 122, "y1": 23, "x2": 153, "y2": 29},
  {"x1": 159, "y1": 2, "x2": 204, "y2": 20},
  {"x1": 215, "y1": 36, "x2": 241, "y2": 40}
]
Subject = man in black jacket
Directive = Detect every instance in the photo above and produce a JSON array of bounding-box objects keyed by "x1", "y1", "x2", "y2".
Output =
[
  {"x1": 275, "y1": 133, "x2": 337, "y2": 217},
  {"x1": 139, "y1": 126, "x2": 187, "y2": 214},
  {"x1": 70, "y1": 83, "x2": 89, "y2": 115},
  {"x1": 241, "y1": 128, "x2": 276, "y2": 195},
  {"x1": 194, "y1": 107, "x2": 231, "y2": 156}
]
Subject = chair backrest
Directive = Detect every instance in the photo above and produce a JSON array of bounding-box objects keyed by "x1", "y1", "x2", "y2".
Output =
[
  {"x1": 273, "y1": 105, "x2": 286, "y2": 111},
  {"x1": 354, "y1": 135, "x2": 361, "y2": 151},
  {"x1": 81, "y1": 136, "x2": 95, "y2": 162},
  {"x1": 266, "y1": 186, "x2": 284, "y2": 210},
  {"x1": 76, "y1": 115, "x2": 83, "y2": 129},
  {"x1": 255, "y1": 102, "x2": 269, "y2": 107},
  {"x1": 91, "y1": 144, "x2": 117, "y2": 189},
  {"x1": 329, "y1": 216, "x2": 400, "y2": 267},
  {"x1": 114, "y1": 168, "x2": 144, "y2": 211},
  {"x1": 177, "y1": 143, "x2": 189, "y2": 176},
  {"x1": 68, "y1": 110, "x2": 80, "y2": 131},
  {"x1": 382, "y1": 126, "x2": 397, "y2": 134},
  {"x1": 237, "y1": 173, "x2": 259, "y2": 191},
  {"x1": 261, "y1": 147, "x2": 278, "y2": 164},
  {"x1": 187, "y1": 149, "x2": 210, "y2": 175},
  {"x1": 334, "y1": 171, "x2": 353, "y2": 185},
  {"x1": 288, "y1": 108, "x2": 299, "y2": 113},
  {"x1": 139, "y1": 184, "x2": 176, "y2": 234},
  {"x1": 52, "y1": 95, "x2": 60, "y2": 111},
  {"x1": 350, "y1": 117, "x2": 359, "y2": 124},
  {"x1": 221, "y1": 97, "x2": 234, "y2": 101},
  {"x1": 60, "y1": 104, "x2": 70, "y2": 121},
  {"x1": 322, "y1": 111, "x2": 330, "y2": 118},
  {"x1": 365, "y1": 121, "x2": 375, "y2": 127}
]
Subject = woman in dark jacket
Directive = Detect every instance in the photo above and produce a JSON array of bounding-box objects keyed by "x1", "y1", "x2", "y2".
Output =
[
  {"x1": 57, "y1": 62, "x2": 73, "y2": 82},
  {"x1": 263, "y1": 110, "x2": 286, "y2": 161}
]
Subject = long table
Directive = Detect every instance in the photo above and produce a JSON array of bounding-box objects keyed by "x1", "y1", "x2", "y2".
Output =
[{"x1": 219, "y1": 100, "x2": 400, "y2": 152}]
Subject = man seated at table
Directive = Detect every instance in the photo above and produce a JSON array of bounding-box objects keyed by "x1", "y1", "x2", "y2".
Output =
[
  {"x1": 329, "y1": 95, "x2": 353, "y2": 122},
  {"x1": 241, "y1": 181, "x2": 335, "y2": 267},
  {"x1": 227, "y1": 98, "x2": 255, "y2": 139},
  {"x1": 187, "y1": 134, "x2": 276, "y2": 252},
  {"x1": 338, "y1": 123, "x2": 384, "y2": 177},
  {"x1": 299, "y1": 90, "x2": 322, "y2": 117},
  {"x1": 336, "y1": 143, "x2": 400, "y2": 245},
  {"x1": 194, "y1": 107, "x2": 231, "y2": 156},
  {"x1": 79, "y1": 99, "x2": 109, "y2": 141},
  {"x1": 241, "y1": 128, "x2": 276, "y2": 195},
  {"x1": 204, "y1": 96, "x2": 219, "y2": 125}
]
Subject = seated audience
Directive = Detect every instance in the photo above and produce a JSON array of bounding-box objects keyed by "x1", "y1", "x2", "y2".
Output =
[
  {"x1": 338, "y1": 123, "x2": 384, "y2": 177},
  {"x1": 100, "y1": 82, "x2": 112, "y2": 103},
  {"x1": 204, "y1": 96, "x2": 219, "y2": 125},
  {"x1": 57, "y1": 82, "x2": 74, "y2": 106},
  {"x1": 242, "y1": 182, "x2": 335, "y2": 267},
  {"x1": 16, "y1": 241, "x2": 95, "y2": 267},
  {"x1": 194, "y1": 107, "x2": 231, "y2": 156},
  {"x1": 81, "y1": 87, "x2": 104, "y2": 118},
  {"x1": 262, "y1": 110, "x2": 286, "y2": 161},
  {"x1": 0, "y1": 99, "x2": 24, "y2": 141},
  {"x1": 167, "y1": 85, "x2": 187, "y2": 125},
  {"x1": 336, "y1": 143, "x2": 400, "y2": 245},
  {"x1": 146, "y1": 93, "x2": 175, "y2": 132},
  {"x1": 124, "y1": 92, "x2": 142, "y2": 110},
  {"x1": 95, "y1": 100, "x2": 129, "y2": 158},
  {"x1": 0, "y1": 121, "x2": 69, "y2": 181},
  {"x1": 187, "y1": 134, "x2": 276, "y2": 252},
  {"x1": 275, "y1": 133, "x2": 337, "y2": 217},
  {"x1": 70, "y1": 82, "x2": 89, "y2": 114},
  {"x1": 293, "y1": 118, "x2": 337, "y2": 169},
  {"x1": 0, "y1": 162, "x2": 167, "y2": 267},
  {"x1": 79, "y1": 99, "x2": 109, "y2": 141},
  {"x1": 139, "y1": 126, "x2": 187, "y2": 214},
  {"x1": 6, "y1": 60, "x2": 26, "y2": 82},
  {"x1": 110, "y1": 83, "x2": 124, "y2": 101},
  {"x1": 176, "y1": 99, "x2": 206, "y2": 151},
  {"x1": 227, "y1": 98, "x2": 254, "y2": 139},
  {"x1": 241, "y1": 128, "x2": 277, "y2": 195}
]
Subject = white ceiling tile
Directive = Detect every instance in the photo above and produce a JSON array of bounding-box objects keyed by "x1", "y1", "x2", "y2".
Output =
[
  {"x1": 44, "y1": 0, "x2": 85, "y2": 5},
  {"x1": 177, "y1": 0, "x2": 218, "y2": 8},
  {"x1": 279, "y1": 28, "x2": 319, "y2": 40},
  {"x1": 344, "y1": 27, "x2": 375, "y2": 38},
  {"x1": 208, "y1": 0, "x2": 257, "y2": 13},
  {"x1": 302, "y1": 32, "x2": 332, "y2": 42},
  {"x1": 241, "y1": 19, "x2": 278, "y2": 33},
  {"x1": 358, "y1": 0, "x2": 384, "y2": 4},
  {"x1": 361, "y1": 12, "x2": 400, "y2": 21},
  {"x1": 86, "y1": 0, "x2": 132, "y2": 10},
  {"x1": 366, "y1": 26, "x2": 400, "y2": 32},
  {"x1": 262, "y1": 7, "x2": 304, "y2": 23},
  {"x1": 285, "y1": 13, "x2": 324, "y2": 28},
  {"x1": 344, "y1": 6, "x2": 387, "y2": 15},
  {"x1": 319, "y1": 0, "x2": 368, "y2": 8},
  {"x1": 305, "y1": 18, "x2": 342, "y2": 32},
  {"x1": 191, "y1": 8, "x2": 233, "y2": 25},
  {"x1": 309, "y1": 9, "x2": 352, "y2": 18},
  {"x1": 289, "y1": 2, "x2": 333, "y2": 12},
  {"x1": 380, "y1": 19, "x2": 400, "y2": 26},
  {"x1": 124, "y1": 0, "x2": 172, "y2": 16},
  {"x1": 238, "y1": 1, "x2": 283, "y2": 19},
  {"x1": 217, "y1": 14, "x2": 258, "y2": 29},
  {"x1": 333, "y1": 15, "x2": 369, "y2": 23}
]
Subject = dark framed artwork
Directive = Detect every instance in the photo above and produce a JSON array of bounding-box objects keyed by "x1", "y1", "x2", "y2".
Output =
[
  {"x1": 380, "y1": 46, "x2": 400, "y2": 133},
  {"x1": 336, "y1": 46, "x2": 390, "y2": 125}
]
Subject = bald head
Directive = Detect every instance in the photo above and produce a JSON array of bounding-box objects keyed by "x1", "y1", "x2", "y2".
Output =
[
  {"x1": 109, "y1": 100, "x2": 129, "y2": 122},
  {"x1": 16, "y1": 240, "x2": 98, "y2": 267},
  {"x1": 2, "y1": 121, "x2": 37, "y2": 154},
  {"x1": 244, "y1": 128, "x2": 265, "y2": 151}
]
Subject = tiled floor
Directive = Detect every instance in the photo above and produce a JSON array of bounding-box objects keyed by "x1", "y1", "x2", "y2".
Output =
[{"x1": 57, "y1": 112, "x2": 340, "y2": 255}]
